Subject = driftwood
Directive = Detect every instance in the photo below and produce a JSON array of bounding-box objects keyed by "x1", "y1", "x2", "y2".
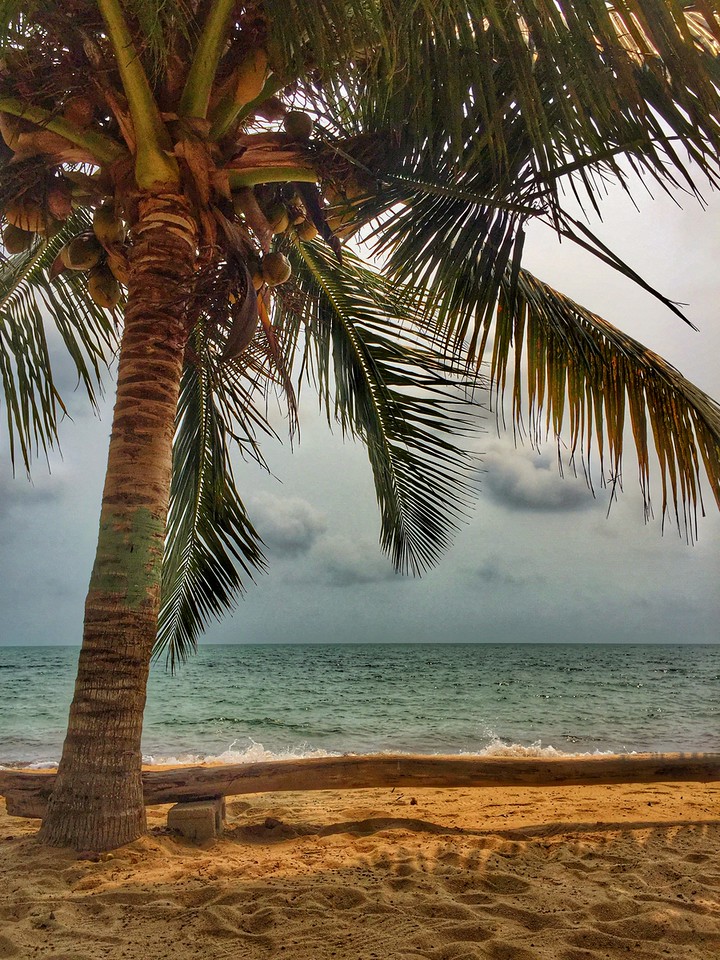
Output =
[{"x1": 1, "y1": 753, "x2": 718, "y2": 820}]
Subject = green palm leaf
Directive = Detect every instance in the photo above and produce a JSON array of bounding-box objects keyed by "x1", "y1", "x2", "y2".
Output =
[
  {"x1": 156, "y1": 288, "x2": 301, "y2": 667},
  {"x1": 0, "y1": 208, "x2": 117, "y2": 470},
  {"x1": 157, "y1": 334, "x2": 267, "y2": 670},
  {"x1": 310, "y1": 1, "x2": 720, "y2": 198},
  {"x1": 278, "y1": 240, "x2": 481, "y2": 575}
]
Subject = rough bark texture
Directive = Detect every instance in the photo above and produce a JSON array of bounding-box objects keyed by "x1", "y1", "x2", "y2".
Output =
[
  {"x1": 4, "y1": 753, "x2": 719, "y2": 820},
  {"x1": 38, "y1": 194, "x2": 198, "y2": 851}
]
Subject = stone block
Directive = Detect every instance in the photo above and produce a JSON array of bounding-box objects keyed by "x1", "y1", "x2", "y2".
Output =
[{"x1": 167, "y1": 797, "x2": 225, "y2": 841}]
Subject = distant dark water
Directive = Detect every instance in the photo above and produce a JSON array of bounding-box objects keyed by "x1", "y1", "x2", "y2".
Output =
[{"x1": 1, "y1": 643, "x2": 718, "y2": 767}]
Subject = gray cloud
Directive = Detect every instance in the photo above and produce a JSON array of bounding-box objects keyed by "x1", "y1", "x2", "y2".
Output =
[
  {"x1": 0, "y1": 469, "x2": 69, "y2": 527},
  {"x1": 44, "y1": 322, "x2": 117, "y2": 413},
  {"x1": 248, "y1": 491, "x2": 327, "y2": 557},
  {"x1": 482, "y1": 443, "x2": 595, "y2": 512},
  {"x1": 474, "y1": 555, "x2": 545, "y2": 587},
  {"x1": 313, "y1": 536, "x2": 398, "y2": 587}
]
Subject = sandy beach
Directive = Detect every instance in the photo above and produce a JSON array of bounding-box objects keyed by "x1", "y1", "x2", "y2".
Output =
[{"x1": 1, "y1": 779, "x2": 719, "y2": 959}]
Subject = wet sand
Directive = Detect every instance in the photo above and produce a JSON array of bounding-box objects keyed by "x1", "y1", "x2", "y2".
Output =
[{"x1": 1, "y1": 780, "x2": 719, "y2": 959}]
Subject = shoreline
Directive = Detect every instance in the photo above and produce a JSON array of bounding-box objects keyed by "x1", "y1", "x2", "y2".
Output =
[
  {"x1": 3, "y1": 742, "x2": 720, "y2": 768},
  {"x1": 2, "y1": 779, "x2": 720, "y2": 958}
]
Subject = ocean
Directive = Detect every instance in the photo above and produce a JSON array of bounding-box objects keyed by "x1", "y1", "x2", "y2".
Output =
[{"x1": 0, "y1": 643, "x2": 718, "y2": 768}]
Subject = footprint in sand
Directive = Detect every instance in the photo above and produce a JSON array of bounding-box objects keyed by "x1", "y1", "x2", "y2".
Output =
[
  {"x1": 683, "y1": 851, "x2": 710, "y2": 864},
  {"x1": 482, "y1": 902, "x2": 561, "y2": 932},
  {"x1": 456, "y1": 892, "x2": 494, "y2": 905},
  {"x1": 483, "y1": 940, "x2": 537, "y2": 960},
  {"x1": 588, "y1": 897, "x2": 641, "y2": 921},
  {"x1": 239, "y1": 905, "x2": 279, "y2": 933},
  {"x1": 0, "y1": 934, "x2": 19, "y2": 957},
  {"x1": 323, "y1": 884, "x2": 369, "y2": 910},
  {"x1": 480, "y1": 872, "x2": 531, "y2": 895},
  {"x1": 0, "y1": 904, "x2": 30, "y2": 922},
  {"x1": 695, "y1": 872, "x2": 720, "y2": 888},
  {"x1": 42, "y1": 954, "x2": 92, "y2": 960},
  {"x1": 563, "y1": 926, "x2": 694, "y2": 959},
  {"x1": 415, "y1": 899, "x2": 477, "y2": 922},
  {"x1": 443, "y1": 921, "x2": 495, "y2": 946}
]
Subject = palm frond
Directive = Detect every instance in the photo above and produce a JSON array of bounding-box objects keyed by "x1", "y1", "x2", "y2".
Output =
[
  {"x1": 277, "y1": 239, "x2": 481, "y2": 575},
  {"x1": 363, "y1": 166, "x2": 695, "y2": 364},
  {"x1": 484, "y1": 269, "x2": 720, "y2": 537},
  {"x1": 156, "y1": 272, "x2": 304, "y2": 666},
  {"x1": 0, "y1": 1, "x2": 27, "y2": 42},
  {"x1": 0, "y1": 208, "x2": 117, "y2": 470},
  {"x1": 261, "y1": 0, "x2": 391, "y2": 83},
  {"x1": 304, "y1": 0, "x2": 720, "y2": 255},
  {"x1": 156, "y1": 331, "x2": 267, "y2": 671},
  {"x1": 311, "y1": 41, "x2": 713, "y2": 346},
  {"x1": 107, "y1": 0, "x2": 195, "y2": 84}
]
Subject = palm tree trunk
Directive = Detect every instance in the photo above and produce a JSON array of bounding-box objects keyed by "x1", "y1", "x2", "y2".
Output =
[{"x1": 39, "y1": 194, "x2": 198, "y2": 851}]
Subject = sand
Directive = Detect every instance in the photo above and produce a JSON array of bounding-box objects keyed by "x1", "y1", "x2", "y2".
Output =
[{"x1": 1, "y1": 780, "x2": 719, "y2": 959}]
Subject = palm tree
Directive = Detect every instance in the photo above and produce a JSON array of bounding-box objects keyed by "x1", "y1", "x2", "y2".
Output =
[{"x1": 1, "y1": 1, "x2": 719, "y2": 850}]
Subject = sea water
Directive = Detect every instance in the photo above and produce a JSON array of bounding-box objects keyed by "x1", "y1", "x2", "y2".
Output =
[{"x1": 0, "y1": 643, "x2": 718, "y2": 768}]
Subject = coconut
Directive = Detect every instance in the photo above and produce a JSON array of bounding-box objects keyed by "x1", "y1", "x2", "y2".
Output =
[
  {"x1": 283, "y1": 111, "x2": 314, "y2": 140},
  {"x1": 287, "y1": 202, "x2": 306, "y2": 225},
  {"x1": 296, "y1": 219, "x2": 318, "y2": 242},
  {"x1": 106, "y1": 249, "x2": 130, "y2": 286},
  {"x1": 60, "y1": 234, "x2": 103, "y2": 271},
  {"x1": 251, "y1": 269, "x2": 264, "y2": 291},
  {"x1": 257, "y1": 96, "x2": 286, "y2": 123},
  {"x1": 261, "y1": 252, "x2": 292, "y2": 286},
  {"x1": 5, "y1": 198, "x2": 46, "y2": 234},
  {"x1": 2, "y1": 223, "x2": 34, "y2": 254},
  {"x1": 93, "y1": 204, "x2": 126, "y2": 246},
  {"x1": 265, "y1": 202, "x2": 290, "y2": 235},
  {"x1": 47, "y1": 182, "x2": 73, "y2": 222},
  {"x1": 62, "y1": 96, "x2": 95, "y2": 129},
  {"x1": 88, "y1": 266, "x2": 121, "y2": 309}
]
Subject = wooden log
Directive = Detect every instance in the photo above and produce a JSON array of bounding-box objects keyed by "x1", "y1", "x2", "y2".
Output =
[
  {"x1": 0, "y1": 770, "x2": 57, "y2": 819},
  {"x1": 1, "y1": 753, "x2": 718, "y2": 819}
]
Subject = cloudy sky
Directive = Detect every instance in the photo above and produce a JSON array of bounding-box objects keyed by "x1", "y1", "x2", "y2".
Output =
[{"x1": 1, "y1": 181, "x2": 718, "y2": 647}]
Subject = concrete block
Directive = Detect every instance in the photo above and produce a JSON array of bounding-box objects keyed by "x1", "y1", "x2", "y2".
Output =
[{"x1": 167, "y1": 797, "x2": 226, "y2": 841}]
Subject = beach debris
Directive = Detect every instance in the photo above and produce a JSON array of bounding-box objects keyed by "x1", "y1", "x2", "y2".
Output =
[{"x1": 29, "y1": 909, "x2": 57, "y2": 929}]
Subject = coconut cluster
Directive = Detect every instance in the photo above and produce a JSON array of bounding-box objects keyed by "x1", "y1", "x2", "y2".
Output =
[
  {"x1": 54, "y1": 203, "x2": 127, "y2": 309},
  {"x1": 1, "y1": 172, "x2": 128, "y2": 310},
  {"x1": 236, "y1": 167, "x2": 321, "y2": 292},
  {"x1": 2, "y1": 189, "x2": 65, "y2": 252},
  {"x1": 1, "y1": 168, "x2": 102, "y2": 247}
]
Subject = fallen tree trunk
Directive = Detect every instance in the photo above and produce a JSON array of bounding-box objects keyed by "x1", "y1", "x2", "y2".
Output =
[{"x1": 2, "y1": 753, "x2": 718, "y2": 820}]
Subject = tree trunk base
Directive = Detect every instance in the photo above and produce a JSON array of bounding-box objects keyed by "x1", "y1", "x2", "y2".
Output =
[{"x1": 37, "y1": 772, "x2": 146, "y2": 851}]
